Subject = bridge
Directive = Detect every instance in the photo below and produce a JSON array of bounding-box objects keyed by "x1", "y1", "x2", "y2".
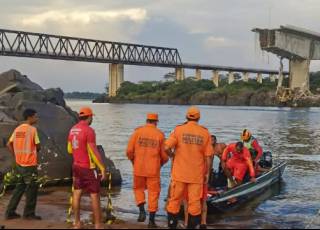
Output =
[
  {"x1": 0, "y1": 28, "x2": 287, "y2": 97},
  {"x1": 253, "y1": 25, "x2": 320, "y2": 100}
]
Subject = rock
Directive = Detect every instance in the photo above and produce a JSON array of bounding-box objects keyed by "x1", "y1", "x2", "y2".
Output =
[
  {"x1": 93, "y1": 94, "x2": 109, "y2": 103},
  {"x1": 0, "y1": 83, "x2": 19, "y2": 96},
  {"x1": 226, "y1": 91, "x2": 253, "y2": 106},
  {"x1": 0, "y1": 123, "x2": 17, "y2": 148},
  {"x1": 0, "y1": 148, "x2": 14, "y2": 178},
  {"x1": 0, "y1": 70, "x2": 42, "y2": 92},
  {"x1": 10, "y1": 91, "x2": 46, "y2": 110},
  {"x1": 0, "y1": 93, "x2": 14, "y2": 106},
  {"x1": 0, "y1": 70, "x2": 122, "y2": 186},
  {"x1": 44, "y1": 88, "x2": 66, "y2": 107},
  {"x1": 250, "y1": 90, "x2": 277, "y2": 106}
]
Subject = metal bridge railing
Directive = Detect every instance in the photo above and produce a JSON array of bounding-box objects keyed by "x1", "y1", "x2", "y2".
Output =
[{"x1": 0, "y1": 29, "x2": 182, "y2": 67}]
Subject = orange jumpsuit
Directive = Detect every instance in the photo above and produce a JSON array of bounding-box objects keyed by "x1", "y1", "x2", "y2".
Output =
[
  {"x1": 166, "y1": 121, "x2": 214, "y2": 216},
  {"x1": 127, "y1": 124, "x2": 168, "y2": 212},
  {"x1": 222, "y1": 143, "x2": 255, "y2": 182}
]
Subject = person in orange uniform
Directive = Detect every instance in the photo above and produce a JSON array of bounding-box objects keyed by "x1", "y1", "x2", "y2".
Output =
[
  {"x1": 67, "y1": 107, "x2": 106, "y2": 229},
  {"x1": 165, "y1": 106, "x2": 214, "y2": 229},
  {"x1": 127, "y1": 113, "x2": 168, "y2": 228},
  {"x1": 5, "y1": 109, "x2": 41, "y2": 220},
  {"x1": 241, "y1": 129, "x2": 263, "y2": 166},
  {"x1": 221, "y1": 142, "x2": 256, "y2": 187},
  {"x1": 198, "y1": 135, "x2": 227, "y2": 229}
]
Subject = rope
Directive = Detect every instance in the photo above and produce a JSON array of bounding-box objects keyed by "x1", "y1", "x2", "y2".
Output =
[
  {"x1": 66, "y1": 185, "x2": 74, "y2": 224},
  {"x1": 0, "y1": 170, "x2": 117, "y2": 226},
  {"x1": 0, "y1": 171, "x2": 52, "y2": 198},
  {"x1": 64, "y1": 172, "x2": 116, "y2": 225},
  {"x1": 105, "y1": 173, "x2": 116, "y2": 225}
]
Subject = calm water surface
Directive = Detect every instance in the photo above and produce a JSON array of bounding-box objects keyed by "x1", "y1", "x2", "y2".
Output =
[{"x1": 67, "y1": 100, "x2": 320, "y2": 229}]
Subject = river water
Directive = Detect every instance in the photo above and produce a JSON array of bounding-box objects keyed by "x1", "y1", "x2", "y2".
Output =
[{"x1": 67, "y1": 100, "x2": 320, "y2": 229}]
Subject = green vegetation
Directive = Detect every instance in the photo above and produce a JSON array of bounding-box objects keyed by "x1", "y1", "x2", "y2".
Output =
[
  {"x1": 65, "y1": 91, "x2": 104, "y2": 100},
  {"x1": 113, "y1": 71, "x2": 320, "y2": 101},
  {"x1": 115, "y1": 76, "x2": 277, "y2": 102},
  {"x1": 310, "y1": 71, "x2": 320, "y2": 93}
]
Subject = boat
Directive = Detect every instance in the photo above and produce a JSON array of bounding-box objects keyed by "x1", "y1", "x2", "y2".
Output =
[{"x1": 207, "y1": 160, "x2": 287, "y2": 214}]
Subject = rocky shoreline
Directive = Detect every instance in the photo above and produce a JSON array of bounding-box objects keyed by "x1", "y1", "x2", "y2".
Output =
[
  {"x1": 94, "y1": 89, "x2": 320, "y2": 107},
  {"x1": 0, "y1": 70, "x2": 122, "y2": 186}
]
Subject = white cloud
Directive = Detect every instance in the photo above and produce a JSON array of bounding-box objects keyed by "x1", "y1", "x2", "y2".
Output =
[
  {"x1": 21, "y1": 8, "x2": 148, "y2": 27},
  {"x1": 204, "y1": 36, "x2": 237, "y2": 48}
]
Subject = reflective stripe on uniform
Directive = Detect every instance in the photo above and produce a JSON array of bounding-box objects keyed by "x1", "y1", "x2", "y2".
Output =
[
  {"x1": 12, "y1": 124, "x2": 38, "y2": 166},
  {"x1": 15, "y1": 126, "x2": 34, "y2": 155}
]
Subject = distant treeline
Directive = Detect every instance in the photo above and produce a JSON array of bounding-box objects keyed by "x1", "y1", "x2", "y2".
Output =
[
  {"x1": 64, "y1": 91, "x2": 104, "y2": 100},
  {"x1": 70, "y1": 71, "x2": 320, "y2": 102},
  {"x1": 114, "y1": 71, "x2": 320, "y2": 100}
]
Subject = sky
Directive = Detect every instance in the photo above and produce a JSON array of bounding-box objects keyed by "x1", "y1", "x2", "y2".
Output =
[{"x1": 0, "y1": 0, "x2": 320, "y2": 92}]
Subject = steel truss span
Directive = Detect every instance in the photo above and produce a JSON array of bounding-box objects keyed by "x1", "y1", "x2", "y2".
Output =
[{"x1": 0, "y1": 29, "x2": 182, "y2": 67}]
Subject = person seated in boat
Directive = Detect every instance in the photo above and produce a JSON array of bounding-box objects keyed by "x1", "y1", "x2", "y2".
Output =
[
  {"x1": 212, "y1": 135, "x2": 227, "y2": 159},
  {"x1": 221, "y1": 142, "x2": 256, "y2": 188},
  {"x1": 241, "y1": 129, "x2": 263, "y2": 167}
]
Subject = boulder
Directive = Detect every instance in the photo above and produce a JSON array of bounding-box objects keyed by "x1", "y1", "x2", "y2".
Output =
[
  {"x1": 0, "y1": 70, "x2": 42, "y2": 92},
  {"x1": 0, "y1": 70, "x2": 122, "y2": 186}
]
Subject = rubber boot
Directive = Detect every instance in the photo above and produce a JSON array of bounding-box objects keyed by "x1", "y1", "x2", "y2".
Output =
[
  {"x1": 167, "y1": 213, "x2": 178, "y2": 229},
  {"x1": 148, "y1": 212, "x2": 157, "y2": 229},
  {"x1": 137, "y1": 203, "x2": 147, "y2": 222},
  {"x1": 200, "y1": 224, "x2": 207, "y2": 229},
  {"x1": 187, "y1": 214, "x2": 201, "y2": 229}
]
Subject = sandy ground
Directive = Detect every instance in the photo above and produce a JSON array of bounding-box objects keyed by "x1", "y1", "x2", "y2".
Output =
[{"x1": 0, "y1": 187, "x2": 167, "y2": 229}]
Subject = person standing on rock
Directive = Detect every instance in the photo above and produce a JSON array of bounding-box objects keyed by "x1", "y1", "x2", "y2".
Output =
[
  {"x1": 165, "y1": 106, "x2": 214, "y2": 229},
  {"x1": 5, "y1": 108, "x2": 42, "y2": 220},
  {"x1": 127, "y1": 113, "x2": 169, "y2": 228},
  {"x1": 67, "y1": 107, "x2": 106, "y2": 229}
]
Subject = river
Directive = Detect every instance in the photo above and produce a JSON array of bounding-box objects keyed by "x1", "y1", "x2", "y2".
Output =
[{"x1": 67, "y1": 100, "x2": 320, "y2": 229}]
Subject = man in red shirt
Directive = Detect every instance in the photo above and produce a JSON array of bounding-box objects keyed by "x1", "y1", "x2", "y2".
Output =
[
  {"x1": 221, "y1": 142, "x2": 256, "y2": 187},
  {"x1": 67, "y1": 107, "x2": 106, "y2": 229}
]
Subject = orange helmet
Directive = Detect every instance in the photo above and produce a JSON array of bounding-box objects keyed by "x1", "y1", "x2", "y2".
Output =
[
  {"x1": 186, "y1": 106, "x2": 200, "y2": 120},
  {"x1": 241, "y1": 129, "x2": 252, "y2": 141},
  {"x1": 79, "y1": 107, "x2": 94, "y2": 117},
  {"x1": 147, "y1": 113, "x2": 159, "y2": 121}
]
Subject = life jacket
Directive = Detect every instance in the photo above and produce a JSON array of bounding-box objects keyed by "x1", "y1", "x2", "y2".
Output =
[
  {"x1": 13, "y1": 124, "x2": 38, "y2": 167},
  {"x1": 243, "y1": 136, "x2": 258, "y2": 159}
]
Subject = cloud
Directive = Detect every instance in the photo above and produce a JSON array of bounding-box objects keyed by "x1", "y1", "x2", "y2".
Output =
[
  {"x1": 21, "y1": 8, "x2": 148, "y2": 27},
  {"x1": 0, "y1": 0, "x2": 319, "y2": 91},
  {"x1": 204, "y1": 36, "x2": 237, "y2": 48}
]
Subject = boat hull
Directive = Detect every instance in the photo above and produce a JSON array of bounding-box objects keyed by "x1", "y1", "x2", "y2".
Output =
[{"x1": 207, "y1": 161, "x2": 286, "y2": 214}]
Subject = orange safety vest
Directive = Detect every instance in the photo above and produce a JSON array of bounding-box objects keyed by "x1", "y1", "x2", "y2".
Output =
[{"x1": 12, "y1": 124, "x2": 39, "y2": 167}]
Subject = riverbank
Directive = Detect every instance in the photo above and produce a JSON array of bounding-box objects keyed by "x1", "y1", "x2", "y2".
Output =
[
  {"x1": 0, "y1": 187, "x2": 165, "y2": 229},
  {"x1": 93, "y1": 74, "x2": 320, "y2": 107}
]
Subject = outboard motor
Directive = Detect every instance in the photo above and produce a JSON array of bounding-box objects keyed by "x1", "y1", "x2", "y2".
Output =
[{"x1": 259, "y1": 151, "x2": 273, "y2": 169}]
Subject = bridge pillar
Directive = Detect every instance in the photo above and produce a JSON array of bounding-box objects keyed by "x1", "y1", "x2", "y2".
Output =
[
  {"x1": 195, "y1": 69, "x2": 202, "y2": 81},
  {"x1": 257, "y1": 73, "x2": 263, "y2": 84},
  {"x1": 228, "y1": 72, "x2": 235, "y2": 84},
  {"x1": 243, "y1": 72, "x2": 249, "y2": 82},
  {"x1": 212, "y1": 70, "x2": 220, "y2": 87},
  {"x1": 270, "y1": 74, "x2": 276, "y2": 82},
  {"x1": 277, "y1": 72, "x2": 284, "y2": 88},
  {"x1": 289, "y1": 59, "x2": 310, "y2": 91},
  {"x1": 109, "y1": 63, "x2": 124, "y2": 97},
  {"x1": 175, "y1": 67, "x2": 185, "y2": 81}
]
